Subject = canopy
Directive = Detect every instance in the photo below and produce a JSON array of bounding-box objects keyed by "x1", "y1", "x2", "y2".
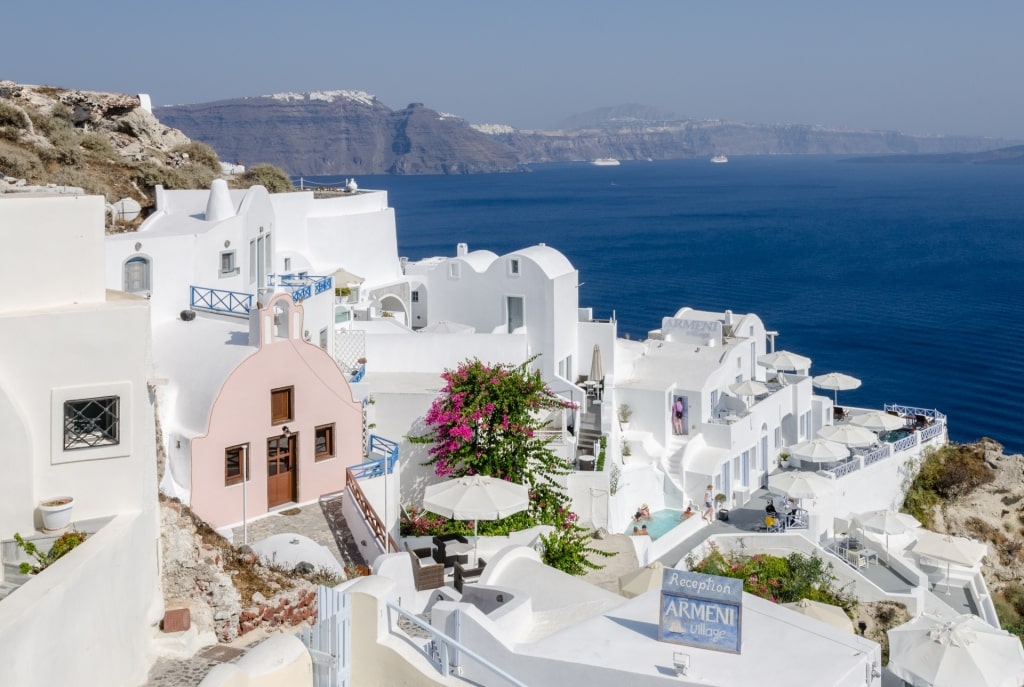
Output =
[
  {"x1": 768, "y1": 471, "x2": 835, "y2": 500},
  {"x1": 781, "y1": 598, "x2": 854, "y2": 633},
  {"x1": 888, "y1": 613, "x2": 1024, "y2": 687},
  {"x1": 420, "y1": 320, "x2": 476, "y2": 334},
  {"x1": 618, "y1": 561, "x2": 666, "y2": 599},
  {"x1": 757, "y1": 350, "x2": 811, "y2": 372},
  {"x1": 787, "y1": 438, "x2": 850, "y2": 463},
  {"x1": 816, "y1": 424, "x2": 878, "y2": 447},
  {"x1": 854, "y1": 509, "x2": 921, "y2": 561},
  {"x1": 849, "y1": 410, "x2": 907, "y2": 432}
]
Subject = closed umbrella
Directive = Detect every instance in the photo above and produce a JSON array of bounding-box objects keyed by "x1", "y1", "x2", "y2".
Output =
[
  {"x1": 757, "y1": 350, "x2": 812, "y2": 372},
  {"x1": 854, "y1": 509, "x2": 920, "y2": 561},
  {"x1": 910, "y1": 530, "x2": 988, "y2": 594},
  {"x1": 423, "y1": 475, "x2": 530, "y2": 563},
  {"x1": 768, "y1": 471, "x2": 835, "y2": 500},
  {"x1": 816, "y1": 424, "x2": 878, "y2": 448},
  {"x1": 589, "y1": 344, "x2": 604, "y2": 383},
  {"x1": 812, "y1": 372, "x2": 862, "y2": 404},
  {"x1": 781, "y1": 598, "x2": 854, "y2": 633},
  {"x1": 888, "y1": 613, "x2": 1024, "y2": 687},
  {"x1": 618, "y1": 561, "x2": 666, "y2": 599},
  {"x1": 787, "y1": 438, "x2": 850, "y2": 464},
  {"x1": 849, "y1": 411, "x2": 907, "y2": 432}
]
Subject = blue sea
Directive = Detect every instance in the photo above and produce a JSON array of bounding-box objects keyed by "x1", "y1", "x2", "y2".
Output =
[{"x1": 304, "y1": 157, "x2": 1024, "y2": 454}]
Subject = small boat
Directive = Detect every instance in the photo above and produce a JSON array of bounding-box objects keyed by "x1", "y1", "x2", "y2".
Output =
[
  {"x1": 590, "y1": 158, "x2": 621, "y2": 166},
  {"x1": 710, "y1": 155, "x2": 728, "y2": 164}
]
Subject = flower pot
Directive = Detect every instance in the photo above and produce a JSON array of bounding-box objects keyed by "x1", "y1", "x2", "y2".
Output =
[{"x1": 39, "y1": 496, "x2": 74, "y2": 532}]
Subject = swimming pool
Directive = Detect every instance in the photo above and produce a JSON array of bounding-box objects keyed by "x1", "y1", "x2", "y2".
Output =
[
  {"x1": 624, "y1": 509, "x2": 685, "y2": 540},
  {"x1": 879, "y1": 428, "x2": 913, "y2": 443}
]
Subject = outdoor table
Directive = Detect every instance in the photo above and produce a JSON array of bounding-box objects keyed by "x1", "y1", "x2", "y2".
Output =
[{"x1": 445, "y1": 541, "x2": 474, "y2": 566}]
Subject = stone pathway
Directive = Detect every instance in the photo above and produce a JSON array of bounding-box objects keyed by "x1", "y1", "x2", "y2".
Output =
[{"x1": 144, "y1": 645, "x2": 247, "y2": 687}]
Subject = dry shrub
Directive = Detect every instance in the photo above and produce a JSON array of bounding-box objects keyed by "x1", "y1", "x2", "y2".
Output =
[
  {"x1": 0, "y1": 139, "x2": 43, "y2": 179},
  {"x1": 235, "y1": 163, "x2": 294, "y2": 193},
  {"x1": 173, "y1": 141, "x2": 221, "y2": 173}
]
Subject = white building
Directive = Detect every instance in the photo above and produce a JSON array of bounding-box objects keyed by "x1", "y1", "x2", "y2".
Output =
[{"x1": 0, "y1": 194, "x2": 162, "y2": 686}]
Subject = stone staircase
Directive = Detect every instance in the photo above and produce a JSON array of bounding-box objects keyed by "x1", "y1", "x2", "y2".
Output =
[{"x1": 575, "y1": 400, "x2": 603, "y2": 460}]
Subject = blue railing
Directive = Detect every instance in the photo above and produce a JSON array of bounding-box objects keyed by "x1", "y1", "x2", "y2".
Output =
[
  {"x1": 351, "y1": 434, "x2": 399, "y2": 479},
  {"x1": 266, "y1": 274, "x2": 333, "y2": 304},
  {"x1": 351, "y1": 364, "x2": 366, "y2": 383},
  {"x1": 190, "y1": 285, "x2": 253, "y2": 317}
]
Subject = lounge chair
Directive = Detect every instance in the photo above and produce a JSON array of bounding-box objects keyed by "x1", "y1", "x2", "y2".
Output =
[
  {"x1": 432, "y1": 533, "x2": 470, "y2": 567},
  {"x1": 454, "y1": 557, "x2": 487, "y2": 593},
  {"x1": 406, "y1": 542, "x2": 445, "y2": 591}
]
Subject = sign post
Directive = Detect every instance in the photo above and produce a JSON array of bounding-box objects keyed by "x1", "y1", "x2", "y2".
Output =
[{"x1": 659, "y1": 569, "x2": 743, "y2": 654}]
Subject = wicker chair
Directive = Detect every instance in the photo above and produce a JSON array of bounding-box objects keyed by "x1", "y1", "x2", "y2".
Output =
[
  {"x1": 432, "y1": 534, "x2": 470, "y2": 567},
  {"x1": 405, "y1": 543, "x2": 445, "y2": 591},
  {"x1": 454, "y1": 557, "x2": 487, "y2": 593}
]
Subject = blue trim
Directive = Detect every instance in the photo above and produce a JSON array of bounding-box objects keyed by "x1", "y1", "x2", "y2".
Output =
[{"x1": 190, "y1": 285, "x2": 253, "y2": 316}]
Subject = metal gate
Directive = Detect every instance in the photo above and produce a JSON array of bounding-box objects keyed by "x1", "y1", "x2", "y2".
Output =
[{"x1": 300, "y1": 585, "x2": 351, "y2": 687}]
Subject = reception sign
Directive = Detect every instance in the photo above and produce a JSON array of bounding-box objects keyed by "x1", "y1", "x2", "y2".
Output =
[{"x1": 659, "y1": 569, "x2": 743, "y2": 653}]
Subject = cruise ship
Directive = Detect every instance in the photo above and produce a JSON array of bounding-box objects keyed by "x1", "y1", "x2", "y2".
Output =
[
  {"x1": 711, "y1": 155, "x2": 729, "y2": 164},
  {"x1": 590, "y1": 158, "x2": 621, "y2": 166}
]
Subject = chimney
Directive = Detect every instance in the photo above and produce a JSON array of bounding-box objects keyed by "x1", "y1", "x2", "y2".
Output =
[
  {"x1": 456, "y1": 243, "x2": 468, "y2": 256},
  {"x1": 205, "y1": 179, "x2": 235, "y2": 223}
]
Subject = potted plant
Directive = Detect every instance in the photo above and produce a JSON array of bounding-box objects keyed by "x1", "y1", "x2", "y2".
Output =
[
  {"x1": 779, "y1": 451, "x2": 791, "y2": 468},
  {"x1": 714, "y1": 492, "x2": 729, "y2": 521},
  {"x1": 618, "y1": 403, "x2": 633, "y2": 430},
  {"x1": 39, "y1": 496, "x2": 74, "y2": 532}
]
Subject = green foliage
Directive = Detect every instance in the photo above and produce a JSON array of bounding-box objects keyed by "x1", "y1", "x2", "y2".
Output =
[
  {"x1": 174, "y1": 141, "x2": 222, "y2": 172},
  {"x1": 0, "y1": 140, "x2": 43, "y2": 179},
  {"x1": 609, "y1": 463, "x2": 621, "y2": 495},
  {"x1": 596, "y1": 434, "x2": 607, "y2": 471},
  {"x1": 690, "y1": 547, "x2": 855, "y2": 613},
  {"x1": 14, "y1": 530, "x2": 88, "y2": 574},
  {"x1": 400, "y1": 505, "x2": 534, "y2": 538},
  {"x1": 539, "y1": 525, "x2": 613, "y2": 576},
  {"x1": 135, "y1": 160, "x2": 216, "y2": 191},
  {"x1": 904, "y1": 443, "x2": 994, "y2": 527},
  {"x1": 236, "y1": 163, "x2": 294, "y2": 193},
  {"x1": 617, "y1": 403, "x2": 633, "y2": 422},
  {"x1": 79, "y1": 132, "x2": 118, "y2": 158},
  {"x1": 417, "y1": 356, "x2": 600, "y2": 575},
  {"x1": 0, "y1": 101, "x2": 26, "y2": 128}
]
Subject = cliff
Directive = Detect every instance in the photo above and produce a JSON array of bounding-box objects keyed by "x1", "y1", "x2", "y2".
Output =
[{"x1": 157, "y1": 95, "x2": 1019, "y2": 175}]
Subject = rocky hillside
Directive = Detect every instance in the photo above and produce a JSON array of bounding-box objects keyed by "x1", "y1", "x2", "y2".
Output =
[
  {"x1": 0, "y1": 81, "x2": 291, "y2": 227},
  {"x1": 157, "y1": 91, "x2": 524, "y2": 176},
  {"x1": 156, "y1": 94, "x2": 1019, "y2": 175}
]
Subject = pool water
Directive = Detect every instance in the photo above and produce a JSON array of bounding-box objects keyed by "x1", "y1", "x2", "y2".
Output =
[
  {"x1": 879, "y1": 428, "x2": 913, "y2": 443},
  {"x1": 624, "y1": 509, "x2": 685, "y2": 540}
]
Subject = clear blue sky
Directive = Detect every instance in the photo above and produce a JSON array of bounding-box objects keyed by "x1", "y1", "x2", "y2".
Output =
[{"x1": 7, "y1": 0, "x2": 1024, "y2": 139}]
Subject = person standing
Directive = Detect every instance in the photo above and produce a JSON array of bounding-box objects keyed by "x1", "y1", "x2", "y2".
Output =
[
  {"x1": 672, "y1": 397, "x2": 684, "y2": 435},
  {"x1": 702, "y1": 484, "x2": 715, "y2": 523}
]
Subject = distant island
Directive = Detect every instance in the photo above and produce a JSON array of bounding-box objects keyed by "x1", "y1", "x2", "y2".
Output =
[
  {"x1": 843, "y1": 144, "x2": 1024, "y2": 165},
  {"x1": 155, "y1": 96, "x2": 1022, "y2": 176}
]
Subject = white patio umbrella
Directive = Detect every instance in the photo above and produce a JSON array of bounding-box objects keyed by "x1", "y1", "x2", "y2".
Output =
[
  {"x1": 888, "y1": 613, "x2": 1024, "y2": 687},
  {"x1": 757, "y1": 350, "x2": 812, "y2": 372},
  {"x1": 811, "y1": 372, "x2": 862, "y2": 404},
  {"x1": 729, "y1": 379, "x2": 770, "y2": 398},
  {"x1": 816, "y1": 424, "x2": 878, "y2": 448},
  {"x1": 768, "y1": 471, "x2": 836, "y2": 500},
  {"x1": 423, "y1": 475, "x2": 530, "y2": 563},
  {"x1": 787, "y1": 438, "x2": 850, "y2": 464},
  {"x1": 849, "y1": 410, "x2": 907, "y2": 432},
  {"x1": 853, "y1": 509, "x2": 921, "y2": 561},
  {"x1": 618, "y1": 561, "x2": 666, "y2": 599},
  {"x1": 781, "y1": 598, "x2": 854, "y2": 633},
  {"x1": 910, "y1": 530, "x2": 988, "y2": 594}
]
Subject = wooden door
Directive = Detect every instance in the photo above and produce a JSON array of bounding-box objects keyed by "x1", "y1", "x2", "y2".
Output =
[{"x1": 267, "y1": 434, "x2": 296, "y2": 507}]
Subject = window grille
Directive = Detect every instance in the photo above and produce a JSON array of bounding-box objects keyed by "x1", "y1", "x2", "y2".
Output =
[{"x1": 64, "y1": 396, "x2": 120, "y2": 450}]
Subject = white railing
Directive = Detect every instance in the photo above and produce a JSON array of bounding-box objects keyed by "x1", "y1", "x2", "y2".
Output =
[
  {"x1": 920, "y1": 423, "x2": 945, "y2": 442},
  {"x1": 893, "y1": 433, "x2": 920, "y2": 453},
  {"x1": 862, "y1": 444, "x2": 891, "y2": 466},
  {"x1": 884, "y1": 404, "x2": 947, "y2": 422},
  {"x1": 827, "y1": 459, "x2": 861, "y2": 479},
  {"x1": 386, "y1": 603, "x2": 527, "y2": 686}
]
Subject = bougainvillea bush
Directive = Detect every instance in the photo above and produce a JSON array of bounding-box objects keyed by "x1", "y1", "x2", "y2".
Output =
[{"x1": 408, "y1": 357, "x2": 609, "y2": 573}]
